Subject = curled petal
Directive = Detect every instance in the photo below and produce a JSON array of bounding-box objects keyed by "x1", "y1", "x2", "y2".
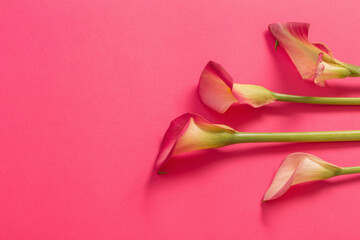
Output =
[
  {"x1": 263, "y1": 153, "x2": 340, "y2": 201},
  {"x1": 269, "y1": 22, "x2": 360, "y2": 86},
  {"x1": 155, "y1": 113, "x2": 236, "y2": 172},
  {"x1": 269, "y1": 22, "x2": 325, "y2": 79},
  {"x1": 198, "y1": 61, "x2": 237, "y2": 114},
  {"x1": 314, "y1": 53, "x2": 352, "y2": 87},
  {"x1": 269, "y1": 22, "x2": 347, "y2": 83},
  {"x1": 313, "y1": 42, "x2": 334, "y2": 58},
  {"x1": 269, "y1": 22, "x2": 310, "y2": 43},
  {"x1": 199, "y1": 61, "x2": 275, "y2": 113}
]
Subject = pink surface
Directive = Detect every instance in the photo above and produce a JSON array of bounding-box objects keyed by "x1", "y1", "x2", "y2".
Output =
[{"x1": 2, "y1": 0, "x2": 360, "y2": 239}]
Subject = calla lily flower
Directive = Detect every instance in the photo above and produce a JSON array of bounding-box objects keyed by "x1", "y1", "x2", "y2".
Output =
[
  {"x1": 199, "y1": 61, "x2": 360, "y2": 114},
  {"x1": 263, "y1": 153, "x2": 360, "y2": 201},
  {"x1": 198, "y1": 61, "x2": 275, "y2": 114},
  {"x1": 269, "y1": 22, "x2": 360, "y2": 86},
  {"x1": 155, "y1": 113, "x2": 360, "y2": 173},
  {"x1": 155, "y1": 113, "x2": 236, "y2": 173}
]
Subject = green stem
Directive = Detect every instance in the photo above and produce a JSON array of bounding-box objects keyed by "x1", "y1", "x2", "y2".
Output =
[
  {"x1": 335, "y1": 59, "x2": 360, "y2": 77},
  {"x1": 337, "y1": 166, "x2": 360, "y2": 176},
  {"x1": 273, "y1": 92, "x2": 360, "y2": 105},
  {"x1": 230, "y1": 130, "x2": 360, "y2": 144}
]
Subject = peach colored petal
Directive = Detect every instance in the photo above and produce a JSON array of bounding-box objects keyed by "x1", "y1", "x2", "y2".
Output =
[
  {"x1": 174, "y1": 118, "x2": 235, "y2": 155},
  {"x1": 269, "y1": 22, "x2": 310, "y2": 42},
  {"x1": 263, "y1": 153, "x2": 304, "y2": 201},
  {"x1": 198, "y1": 61, "x2": 276, "y2": 112},
  {"x1": 269, "y1": 22, "x2": 329, "y2": 80},
  {"x1": 198, "y1": 61, "x2": 238, "y2": 114},
  {"x1": 263, "y1": 153, "x2": 340, "y2": 201},
  {"x1": 155, "y1": 113, "x2": 193, "y2": 171},
  {"x1": 155, "y1": 113, "x2": 236, "y2": 172}
]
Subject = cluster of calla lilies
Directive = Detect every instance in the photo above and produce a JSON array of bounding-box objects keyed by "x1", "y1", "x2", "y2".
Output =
[{"x1": 155, "y1": 22, "x2": 360, "y2": 201}]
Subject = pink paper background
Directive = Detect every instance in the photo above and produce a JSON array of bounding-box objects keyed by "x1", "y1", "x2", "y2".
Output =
[{"x1": 2, "y1": 0, "x2": 360, "y2": 239}]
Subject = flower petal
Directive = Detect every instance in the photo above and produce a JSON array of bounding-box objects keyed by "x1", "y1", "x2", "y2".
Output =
[
  {"x1": 155, "y1": 113, "x2": 236, "y2": 172},
  {"x1": 174, "y1": 116, "x2": 236, "y2": 155},
  {"x1": 313, "y1": 42, "x2": 334, "y2": 58},
  {"x1": 155, "y1": 113, "x2": 193, "y2": 171},
  {"x1": 198, "y1": 61, "x2": 238, "y2": 114},
  {"x1": 313, "y1": 53, "x2": 352, "y2": 87},
  {"x1": 269, "y1": 22, "x2": 326, "y2": 79},
  {"x1": 292, "y1": 155, "x2": 339, "y2": 185},
  {"x1": 269, "y1": 22, "x2": 310, "y2": 44},
  {"x1": 232, "y1": 84, "x2": 276, "y2": 108},
  {"x1": 263, "y1": 153, "x2": 304, "y2": 201},
  {"x1": 263, "y1": 153, "x2": 340, "y2": 201}
]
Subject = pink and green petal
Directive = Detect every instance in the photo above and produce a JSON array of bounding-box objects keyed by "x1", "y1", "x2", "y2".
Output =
[
  {"x1": 198, "y1": 61, "x2": 238, "y2": 114},
  {"x1": 269, "y1": 22, "x2": 310, "y2": 42},
  {"x1": 313, "y1": 42, "x2": 334, "y2": 58},
  {"x1": 174, "y1": 116, "x2": 236, "y2": 155},
  {"x1": 313, "y1": 53, "x2": 352, "y2": 87},
  {"x1": 269, "y1": 22, "x2": 360, "y2": 85},
  {"x1": 232, "y1": 84, "x2": 276, "y2": 108},
  {"x1": 269, "y1": 22, "x2": 339, "y2": 81},
  {"x1": 155, "y1": 113, "x2": 194, "y2": 172},
  {"x1": 198, "y1": 61, "x2": 276, "y2": 112},
  {"x1": 269, "y1": 22, "x2": 324, "y2": 79},
  {"x1": 155, "y1": 113, "x2": 236, "y2": 172},
  {"x1": 263, "y1": 153, "x2": 340, "y2": 201}
]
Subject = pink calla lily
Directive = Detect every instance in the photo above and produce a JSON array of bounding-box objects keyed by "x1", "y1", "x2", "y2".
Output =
[
  {"x1": 198, "y1": 61, "x2": 275, "y2": 114},
  {"x1": 269, "y1": 22, "x2": 360, "y2": 86},
  {"x1": 198, "y1": 61, "x2": 360, "y2": 114},
  {"x1": 263, "y1": 153, "x2": 360, "y2": 201},
  {"x1": 156, "y1": 114, "x2": 360, "y2": 174},
  {"x1": 263, "y1": 153, "x2": 340, "y2": 201},
  {"x1": 155, "y1": 113, "x2": 236, "y2": 173}
]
